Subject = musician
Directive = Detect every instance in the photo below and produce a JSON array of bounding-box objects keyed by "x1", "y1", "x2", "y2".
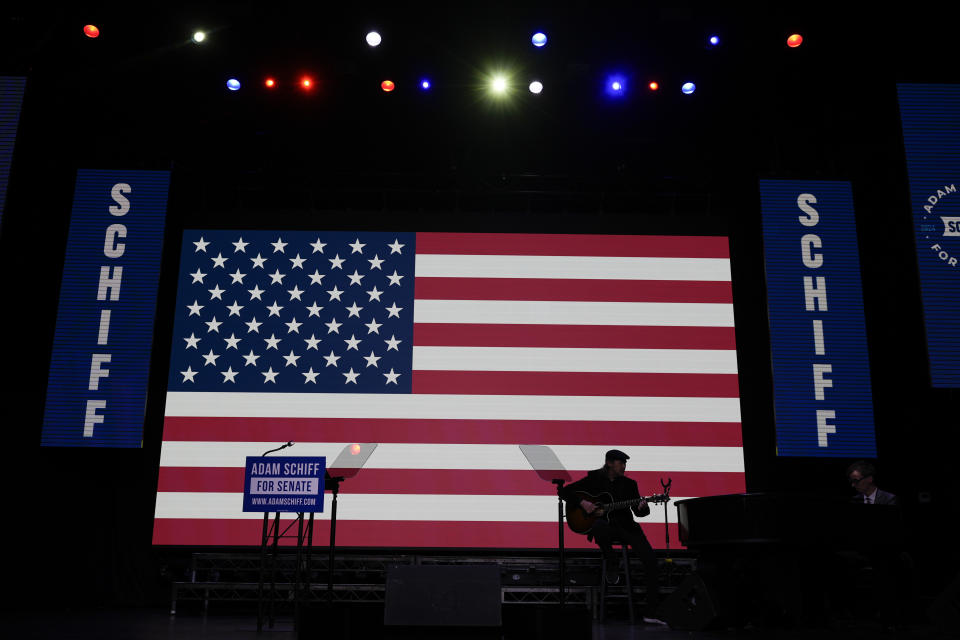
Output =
[
  {"x1": 560, "y1": 449, "x2": 664, "y2": 623},
  {"x1": 846, "y1": 460, "x2": 898, "y2": 505}
]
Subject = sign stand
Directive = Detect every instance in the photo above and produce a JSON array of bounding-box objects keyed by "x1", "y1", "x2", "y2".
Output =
[{"x1": 245, "y1": 446, "x2": 325, "y2": 633}]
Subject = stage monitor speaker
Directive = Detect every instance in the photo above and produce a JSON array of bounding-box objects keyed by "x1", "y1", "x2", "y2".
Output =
[
  {"x1": 384, "y1": 564, "x2": 501, "y2": 627},
  {"x1": 657, "y1": 572, "x2": 720, "y2": 631}
]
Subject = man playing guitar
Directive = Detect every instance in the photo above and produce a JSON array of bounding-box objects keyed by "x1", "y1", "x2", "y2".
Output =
[{"x1": 560, "y1": 449, "x2": 665, "y2": 625}]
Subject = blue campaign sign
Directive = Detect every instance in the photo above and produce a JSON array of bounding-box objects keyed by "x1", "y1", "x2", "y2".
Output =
[
  {"x1": 41, "y1": 170, "x2": 170, "y2": 447},
  {"x1": 243, "y1": 456, "x2": 326, "y2": 513},
  {"x1": 898, "y1": 84, "x2": 960, "y2": 387},
  {"x1": 0, "y1": 76, "x2": 26, "y2": 230},
  {"x1": 759, "y1": 180, "x2": 877, "y2": 457}
]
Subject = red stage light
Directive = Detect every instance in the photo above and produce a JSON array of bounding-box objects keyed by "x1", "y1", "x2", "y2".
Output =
[
  {"x1": 84, "y1": 24, "x2": 100, "y2": 38},
  {"x1": 787, "y1": 34, "x2": 803, "y2": 48},
  {"x1": 381, "y1": 80, "x2": 395, "y2": 92},
  {"x1": 264, "y1": 77, "x2": 276, "y2": 88},
  {"x1": 649, "y1": 81, "x2": 659, "y2": 91},
  {"x1": 300, "y1": 76, "x2": 313, "y2": 90}
]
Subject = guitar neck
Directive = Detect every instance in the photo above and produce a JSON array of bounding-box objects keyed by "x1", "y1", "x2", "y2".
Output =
[{"x1": 604, "y1": 495, "x2": 658, "y2": 511}]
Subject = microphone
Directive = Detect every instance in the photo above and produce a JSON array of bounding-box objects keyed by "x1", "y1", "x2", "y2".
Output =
[{"x1": 262, "y1": 441, "x2": 295, "y2": 456}]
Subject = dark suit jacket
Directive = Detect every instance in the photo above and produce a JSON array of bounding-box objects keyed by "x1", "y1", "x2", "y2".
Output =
[{"x1": 853, "y1": 488, "x2": 898, "y2": 505}]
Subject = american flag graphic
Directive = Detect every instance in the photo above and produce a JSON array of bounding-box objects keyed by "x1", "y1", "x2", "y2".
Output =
[{"x1": 153, "y1": 231, "x2": 745, "y2": 547}]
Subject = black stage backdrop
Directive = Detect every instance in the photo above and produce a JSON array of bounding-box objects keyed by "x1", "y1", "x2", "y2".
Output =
[{"x1": 0, "y1": 2, "x2": 957, "y2": 609}]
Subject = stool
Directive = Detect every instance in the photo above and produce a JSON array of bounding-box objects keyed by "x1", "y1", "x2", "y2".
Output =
[{"x1": 599, "y1": 543, "x2": 634, "y2": 624}]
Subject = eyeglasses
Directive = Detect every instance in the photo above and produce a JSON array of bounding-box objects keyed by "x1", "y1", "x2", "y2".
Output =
[{"x1": 848, "y1": 476, "x2": 865, "y2": 485}]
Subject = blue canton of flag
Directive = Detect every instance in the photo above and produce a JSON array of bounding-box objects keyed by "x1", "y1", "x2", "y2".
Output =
[{"x1": 167, "y1": 231, "x2": 416, "y2": 393}]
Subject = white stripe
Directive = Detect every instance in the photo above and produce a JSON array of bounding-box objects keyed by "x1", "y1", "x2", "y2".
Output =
[
  {"x1": 158, "y1": 442, "x2": 745, "y2": 472},
  {"x1": 164, "y1": 392, "x2": 742, "y2": 422},
  {"x1": 154, "y1": 491, "x2": 686, "y2": 523},
  {"x1": 415, "y1": 254, "x2": 731, "y2": 281},
  {"x1": 412, "y1": 346, "x2": 739, "y2": 374},
  {"x1": 413, "y1": 300, "x2": 734, "y2": 327}
]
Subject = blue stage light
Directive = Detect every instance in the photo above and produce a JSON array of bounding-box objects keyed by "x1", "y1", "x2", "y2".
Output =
[
  {"x1": 532, "y1": 32, "x2": 547, "y2": 48},
  {"x1": 709, "y1": 35, "x2": 720, "y2": 46},
  {"x1": 605, "y1": 74, "x2": 627, "y2": 98},
  {"x1": 226, "y1": 78, "x2": 241, "y2": 91},
  {"x1": 682, "y1": 82, "x2": 696, "y2": 94},
  {"x1": 420, "y1": 79, "x2": 431, "y2": 90}
]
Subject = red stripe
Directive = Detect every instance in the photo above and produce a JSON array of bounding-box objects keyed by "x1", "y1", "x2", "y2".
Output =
[
  {"x1": 161, "y1": 417, "x2": 743, "y2": 446},
  {"x1": 415, "y1": 232, "x2": 729, "y2": 259},
  {"x1": 153, "y1": 518, "x2": 683, "y2": 549},
  {"x1": 412, "y1": 371, "x2": 740, "y2": 398},
  {"x1": 412, "y1": 324, "x2": 737, "y2": 349},
  {"x1": 414, "y1": 278, "x2": 732, "y2": 303},
  {"x1": 158, "y1": 467, "x2": 746, "y2": 497}
]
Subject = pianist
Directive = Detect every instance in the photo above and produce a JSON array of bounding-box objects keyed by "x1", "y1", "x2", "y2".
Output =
[{"x1": 846, "y1": 460, "x2": 897, "y2": 505}]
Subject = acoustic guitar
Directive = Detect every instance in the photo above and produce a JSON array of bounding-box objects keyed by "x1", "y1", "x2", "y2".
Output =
[{"x1": 565, "y1": 490, "x2": 670, "y2": 534}]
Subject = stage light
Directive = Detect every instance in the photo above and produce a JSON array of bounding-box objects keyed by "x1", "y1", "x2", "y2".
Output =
[
  {"x1": 709, "y1": 35, "x2": 720, "y2": 46},
  {"x1": 381, "y1": 79, "x2": 395, "y2": 92},
  {"x1": 787, "y1": 33, "x2": 803, "y2": 48},
  {"x1": 532, "y1": 32, "x2": 547, "y2": 48},
  {"x1": 300, "y1": 76, "x2": 314, "y2": 90},
  {"x1": 649, "y1": 81, "x2": 659, "y2": 91},
  {"x1": 420, "y1": 79, "x2": 431, "y2": 90},
  {"x1": 682, "y1": 82, "x2": 696, "y2": 94},
  {"x1": 350, "y1": 443, "x2": 362, "y2": 455},
  {"x1": 264, "y1": 77, "x2": 276, "y2": 88},
  {"x1": 366, "y1": 31, "x2": 381, "y2": 47},
  {"x1": 491, "y1": 75, "x2": 509, "y2": 95},
  {"x1": 529, "y1": 80, "x2": 543, "y2": 94},
  {"x1": 192, "y1": 31, "x2": 206, "y2": 44},
  {"x1": 226, "y1": 78, "x2": 241, "y2": 91},
  {"x1": 83, "y1": 25, "x2": 99, "y2": 38},
  {"x1": 605, "y1": 74, "x2": 627, "y2": 98}
]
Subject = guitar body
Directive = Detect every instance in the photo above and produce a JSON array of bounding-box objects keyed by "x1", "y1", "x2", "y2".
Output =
[
  {"x1": 565, "y1": 490, "x2": 668, "y2": 535},
  {"x1": 565, "y1": 491, "x2": 616, "y2": 534}
]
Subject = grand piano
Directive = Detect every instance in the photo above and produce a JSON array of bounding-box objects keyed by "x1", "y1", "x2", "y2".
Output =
[
  {"x1": 663, "y1": 494, "x2": 904, "y2": 629},
  {"x1": 676, "y1": 493, "x2": 903, "y2": 549}
]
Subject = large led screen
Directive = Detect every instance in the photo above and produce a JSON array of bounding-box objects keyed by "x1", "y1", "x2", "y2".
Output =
[{"x1": 153, "y1": 231, "x2": 745, "y2": 548}]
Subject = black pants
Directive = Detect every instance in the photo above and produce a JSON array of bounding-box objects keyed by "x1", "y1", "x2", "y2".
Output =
[{"x1": 591, "y1": 519, "x2": 661, "y2": 611}]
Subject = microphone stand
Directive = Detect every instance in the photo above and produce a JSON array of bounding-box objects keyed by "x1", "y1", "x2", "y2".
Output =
[
  {"x1": 660, "y1": 478, "x2": 673, "y2": 586},
  {"x1": 552, "y1": 479, "x2": 566, "y2": 607}
]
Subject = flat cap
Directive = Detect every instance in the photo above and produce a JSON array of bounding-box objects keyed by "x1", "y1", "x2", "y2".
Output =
[{"x1": 605, "y1": 449, "x2": 630, "y2": 462}]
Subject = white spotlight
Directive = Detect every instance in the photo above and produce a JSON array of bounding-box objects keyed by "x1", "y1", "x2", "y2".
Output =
[
  {"x1": 192, "y1": 31, "x2": 206, "y2": 44},
  {"x1": 529, "y1": 81, "x2": 543, "y2": 94},
  {"x1": 366, "y1": 31, "x2": 382, "y2": 47}
]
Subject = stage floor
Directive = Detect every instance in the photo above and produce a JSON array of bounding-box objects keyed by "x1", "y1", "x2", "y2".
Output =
[{"x1": 4, "y1": 607, "x2": 943, "y2": 640}]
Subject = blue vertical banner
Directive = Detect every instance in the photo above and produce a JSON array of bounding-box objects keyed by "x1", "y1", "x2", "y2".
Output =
[
  {"x1": 898, "y1": 84, "x2": 960, "y2": 387},
  {"x1": 42, "y1": 170, "x2": 170, "y2": 447},
  {"x1": 759, "y1": 180, "x2": 877, "y2": 457},
  {"x1": 0, "y1": 76, "x2": 27, "y2": 229}
]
